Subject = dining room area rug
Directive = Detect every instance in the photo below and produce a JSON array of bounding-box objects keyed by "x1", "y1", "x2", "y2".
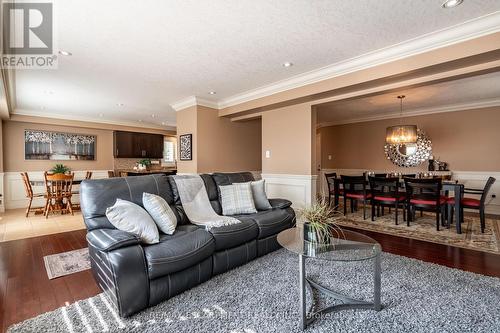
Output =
[
  {"x1": 336, "y1": 209, "x2": 500, "y2": 254},
  {"x1": 43, "y1": 248, "x2": 91, "y2": 279}
]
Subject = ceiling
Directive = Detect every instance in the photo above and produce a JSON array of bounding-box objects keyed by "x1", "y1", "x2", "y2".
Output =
[
  {"x1": 11, "y1": 0, "x2": 500, "y2": 128},
  {"x1": 316, "y1": 71, "x2": 500, "y2": 126}
]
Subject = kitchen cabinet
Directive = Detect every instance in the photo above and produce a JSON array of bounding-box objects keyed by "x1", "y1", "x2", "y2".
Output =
[{"x1": 114, "y1": 131, "x2": 164, "y2": 158}]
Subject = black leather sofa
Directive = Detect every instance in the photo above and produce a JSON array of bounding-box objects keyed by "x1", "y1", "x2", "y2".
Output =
[{"x1": 80, "y1": 172, "x2": 295, "y2": 317}]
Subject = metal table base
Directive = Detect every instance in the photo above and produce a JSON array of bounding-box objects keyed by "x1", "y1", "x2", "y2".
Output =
[{"x1": 299, "y1": 253, "x2": 382, "y2": 329}]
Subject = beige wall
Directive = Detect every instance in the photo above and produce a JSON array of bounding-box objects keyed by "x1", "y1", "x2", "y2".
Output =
[
  {"x1": 197, "y1": 106, "x2": 261, "y2": 173},
  {"x1": 2, "y1": 118, "x2": 174, "y2": 172},
  {"x1": 176, "y1": 105, "x2": 262, "y2": 174},
  {"x1": 262, "y1": 103, "x2": 314, "y2": 175},
  {"x1": 319, "y1": 107, "x2": 500, "y2": 172}
]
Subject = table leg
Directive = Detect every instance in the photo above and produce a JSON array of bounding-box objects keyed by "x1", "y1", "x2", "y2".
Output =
[
  {"x1": 334, "y1": 180, "x2": 340, "y2": 208},
  {"x1": 299, "y1": 254, "x2": 306, "y2": 329},
  {"x1": 455, "y1": 186, "x2": 461, "y2": 234},
  {"x1": 374, "y1": 253, "x2": 381, "y2": 311}
]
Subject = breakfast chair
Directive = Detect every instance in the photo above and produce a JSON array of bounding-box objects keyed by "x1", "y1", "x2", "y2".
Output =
[
  {"x1": 85, "y1": 171, "x2": 93, "y2": 179},
  {"x1": 369, "y1": 176, "x2": 406, "y2": 225},
  {"x1": 44, "y1": 172, "x2": 75, "y2": 218},
  {"x1": 448, "y1": 177, "x2": 496, "y2": 233},
  {"x1": 20, "y1": 172, "x2": 47, "y2": 217},
  {"x1": 107, "y1": 170, "x2": 116, "y2": 178},
  {"x1": 325, "y1": 172, "x2": 342, "y2": 207},
  {"x1": 341, "y1": 175, "x2": 371, "y2": 220},
  {"x1": 404, "y1": 178, "x2": 447, "y2": 231}
]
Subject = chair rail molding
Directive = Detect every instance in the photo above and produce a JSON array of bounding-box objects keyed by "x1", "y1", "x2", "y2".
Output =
[
  {"x1": 4, "y1": 170, "x2": 109, "y2": 210},
  {"x1": 319, "y1": 168, "x2": 500, "y2": 215},
  {"x1": 261, "y1": 173, "x2": 317, "y2": 209}
]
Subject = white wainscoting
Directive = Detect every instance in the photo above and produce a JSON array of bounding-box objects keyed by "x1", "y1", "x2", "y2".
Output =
[
  {"x1": 318, "y1": 169, "x2": 500, "y2": 215},
  {"x1": 261, "y1": 173, "x2": 317, "y2": 209},
  {"x1": 3, "y1": 170, "x2": 109, "y2": 210}
]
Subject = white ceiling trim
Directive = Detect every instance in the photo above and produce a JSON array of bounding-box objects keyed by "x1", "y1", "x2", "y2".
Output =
[
  {"x1": 12, "y1": 108, "x2": 177, "y2": 131},
  {"x1": 217, "y1": 12, "x2": 500, "y2": 110},
  {"x1": 170, "y1": 96, "x2": 219, "y2": 111},
  {"x1": 317, "y1": 98, "x2": 500, "y2": 128}
]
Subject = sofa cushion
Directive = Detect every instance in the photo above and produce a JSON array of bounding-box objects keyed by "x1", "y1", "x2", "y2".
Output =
[
  {"x1": 143, "y1": 193, "x2": 177, "y2": 235},
  {"x1": 233, "y1": 208, "x2": 295, "y2": 239},
  {"x1": 144, "y1": 228, "x2": 215, "y2": 279},
  {"x1": 250, "y1": 180, "x2": 272, "y2": 211},
  {"x1": 208, "y1": 217, "x2": 259, "y2": 250},
  {"x1": 220, "y1": 182, "x2": 257, "y2": 215},
  {"x1": 105, "y1": 199, "x2": 159, "y2": 244}
]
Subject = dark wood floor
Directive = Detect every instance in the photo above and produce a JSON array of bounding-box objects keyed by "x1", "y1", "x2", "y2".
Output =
[{"x1": 1, "y1": 227, "x2": 499, "y2": 333}]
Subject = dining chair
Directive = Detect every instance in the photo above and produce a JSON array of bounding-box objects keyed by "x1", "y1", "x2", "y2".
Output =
[
  {"x1": 448, "y1": 177, "x2": 496, "y2": 233},
  {"x1": 44, "y1": 172, "x2": 74, "y2": 218},
  {"x1": 107, "y1": 170, "x2": 116, "y2": 178},
  {"x1": 20, "y1": 172, "x2": 47, "y2": 217},
  {"x1": 374, "y1": 173, "x2": 387, "y2": 178},
  {"x1": 369, "y1": 176, "x2": 406, "y2": 225},
  {"x1": 404, "y1": 178, "x2": 447, "y2": 231},
  {"x1": 85, "y1": 171, "x2": 93, "y2": 179},
  {"x1": 325, "y1": 172, "x2": 342, "y2": 206},
  {"x1": 341, "y1": 175, "x2": 371, "y2": 219}
]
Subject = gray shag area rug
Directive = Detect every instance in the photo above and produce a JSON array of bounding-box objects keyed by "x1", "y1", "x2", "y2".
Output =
[{"x1": 9, "y1": 249, "x2": 500, "y2": 333}]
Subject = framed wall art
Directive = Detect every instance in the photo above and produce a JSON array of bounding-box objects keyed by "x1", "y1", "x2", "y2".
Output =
[
  {"x1": 25, "y1": 130, "x2": 96, "y2": 161},
  {"x1": 179, "y1": 134, "x2": 192, "y2": 161}
]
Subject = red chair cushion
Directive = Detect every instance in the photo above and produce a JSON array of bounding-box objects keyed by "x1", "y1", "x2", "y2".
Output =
[
  {"x1": 410, "y1": 196, "x2": 448, "y2": 205},
  {"x1": 374, "y1": 195, "x2": 406, "y2": 202},
  {"x1": 448, "y1": 197, "x2": 481, "y2": 207},
  {"x1": 346, "y1": 193, "x2": 372, "y2": 199}
]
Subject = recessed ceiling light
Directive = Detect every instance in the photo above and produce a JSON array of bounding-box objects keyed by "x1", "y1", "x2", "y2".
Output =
[
  {"x1": 442, "y1": 0, "x2": 463, "y2": 8},
  {"x1": 44, "y1": 90, "x2": 54, "y2": 95},
  {"x1": 151, "y1": 114, "x2": 156, "y2": 118},
  {"x1": 116, "y1": 103, "x2": 124, "y2": 107},
  {"x1": 58, "y1": 50, "x2": 72, "y2": 56},
  {"x1": 282, "y1": 62, "x2": 293, "y2": 68},
  {"x1": 208, "y1": 91, "x2": 216, "y2": 95},
  {"x1": 40, "y1": 106, "x2": 45, "y2": 110},
  {"x1": 138, "y1": 119, "x2": 143, "y2": 122},
  {"x1": 99, "y1": 113, "x2": 103, "y2": 117},
  {"x1": 161, "y1": 122, "x2": 166, "y2": 126}
]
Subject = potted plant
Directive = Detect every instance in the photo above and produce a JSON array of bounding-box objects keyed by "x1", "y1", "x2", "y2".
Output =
[
  {"x1": 137, "y1": 159, "x2": 152, "y2": 171},
  {"x1": 50, "y1": 163, "x2": 70, "y2": 174},
  {"x1": 298, "y1": 198, "x2": 343, "y2": 244}
]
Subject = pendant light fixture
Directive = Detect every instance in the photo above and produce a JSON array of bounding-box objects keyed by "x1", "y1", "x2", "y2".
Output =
[{"x1": 385, "y1": 95, "x2": 417, "y2": 145}]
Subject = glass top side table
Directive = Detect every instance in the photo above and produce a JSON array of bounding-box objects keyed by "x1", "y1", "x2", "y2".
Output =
[{"x1": 277, "y1": 227, "x2": 382, "y2": 329}]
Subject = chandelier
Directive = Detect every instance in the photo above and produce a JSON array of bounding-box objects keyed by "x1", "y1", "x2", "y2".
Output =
[{"x1": 385, "y1": 95, "x2": 417, "y2": 145}]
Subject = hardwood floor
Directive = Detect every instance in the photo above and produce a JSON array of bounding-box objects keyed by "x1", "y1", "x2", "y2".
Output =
[{"x1": 1, "y1": 227, "x2": 499, "y2": 332}]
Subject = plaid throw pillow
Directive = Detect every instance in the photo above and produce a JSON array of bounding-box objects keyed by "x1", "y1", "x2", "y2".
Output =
[{"x1": 219, "y1": 182, "x2": 257, "y2": 215}]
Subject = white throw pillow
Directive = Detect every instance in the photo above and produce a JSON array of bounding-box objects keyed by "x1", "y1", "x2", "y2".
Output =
[
  {"x1": 250, "y1": 180, "x2": 272, "y2": 211},
  {"x1": 142, "y1": 192, "x2": 177, "y2": 235},
  {"x1": 219, "y1": 182, "x2": 257, "y2": 216},
  {"x1": 105, "y1": 199, "x2": 159, "y2": 244}
]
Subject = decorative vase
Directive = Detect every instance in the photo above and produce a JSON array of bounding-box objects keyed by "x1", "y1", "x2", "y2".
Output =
[
  {"x1": 303, "y1": 223, "x2": 330, "y2": 244},
  {"x1": 428, "y1": 159, "x2": 435, "y2": 171}
]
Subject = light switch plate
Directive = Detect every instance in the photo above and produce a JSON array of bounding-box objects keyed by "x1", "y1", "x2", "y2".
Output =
[{"x1": 265, "y1": 150, "x2": 271, "y2": 158}]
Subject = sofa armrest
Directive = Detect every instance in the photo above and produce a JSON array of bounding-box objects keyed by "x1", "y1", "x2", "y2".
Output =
[
  {"x1": 269, "y1": 198, "x2": 292, "y2": 209},
  {"x1": 86, "y1": 229, "x2": 141, "y2": 252}
]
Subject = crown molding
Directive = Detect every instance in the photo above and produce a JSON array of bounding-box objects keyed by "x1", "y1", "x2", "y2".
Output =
[
  {"x1": 217, "y1": 12, "x2": 500, "y2": 109},
  {"x1": 170, "y1": 96, "x2": 219, "y2": 111},
  {"x1": 317, "y1": 98, "x2": 500, "y2": 128},
  {"x1": 12, "y1": 108, "x2": 177, "y2": 131}
]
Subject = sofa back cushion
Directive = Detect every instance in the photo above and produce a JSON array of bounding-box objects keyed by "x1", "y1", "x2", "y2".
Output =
[{"x1": 81, "y1": 174, "x2": 179, "y2": 231}]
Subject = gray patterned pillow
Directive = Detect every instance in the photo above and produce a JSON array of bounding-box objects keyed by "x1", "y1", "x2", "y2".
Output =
[
  {"x1": 250, "y1": 180, "x2": 272, "y2": 211},
  {"x1": 105, "y1": 199, "x2": 159, "y2": 244},
  {"x1": 142, "y1": 193, "x2": 177, "y2": 235},
  {"x1": 219, "y1": 182, "x2": 257, "y2": 216}
]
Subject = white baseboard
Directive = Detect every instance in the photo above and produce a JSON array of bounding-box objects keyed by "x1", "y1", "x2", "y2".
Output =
[
  {"x1": 261, "y1": 173, "x2": 317, "y2": 209},
  {"x1": 3, "y1": 170, "x2": 109, "y2": 210},
  {"x1": 319, "y1": 168, "x2": 500, "y2": 215}
]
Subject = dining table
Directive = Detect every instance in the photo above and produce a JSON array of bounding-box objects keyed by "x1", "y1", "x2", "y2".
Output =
[{"x1": 331, "y1": 177, "x2": 466, "y2": 234}]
